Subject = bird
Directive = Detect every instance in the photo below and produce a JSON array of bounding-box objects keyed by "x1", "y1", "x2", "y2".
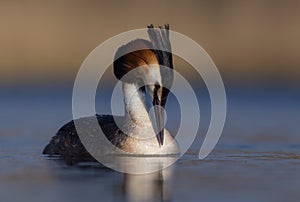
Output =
[{"x1": 43, "y1": 24, "x2": 179, "y2": 161}]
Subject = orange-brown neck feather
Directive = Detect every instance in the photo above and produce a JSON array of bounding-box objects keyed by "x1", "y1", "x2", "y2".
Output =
[{"x1": 113, "y1": 39, "x2": 158, "y2": 82}]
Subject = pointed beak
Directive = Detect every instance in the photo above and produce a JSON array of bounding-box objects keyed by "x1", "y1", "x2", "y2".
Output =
[{"x1": 153, "y1": 84, "x2": 164, "y2": 146}]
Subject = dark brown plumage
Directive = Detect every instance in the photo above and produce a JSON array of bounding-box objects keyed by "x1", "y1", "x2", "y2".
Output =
[{"x1": 42, "y1": 115, "x2": 124, "y2": 163}]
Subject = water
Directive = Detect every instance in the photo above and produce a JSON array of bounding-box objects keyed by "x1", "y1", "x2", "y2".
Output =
[{"x1": 0, "y1": 85, "x2": 300, "y2": 202}]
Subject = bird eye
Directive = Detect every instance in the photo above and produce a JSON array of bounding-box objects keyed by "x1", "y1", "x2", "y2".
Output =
[{"x1": 154, "y1": 83, "x2": 161, "y2": 90}]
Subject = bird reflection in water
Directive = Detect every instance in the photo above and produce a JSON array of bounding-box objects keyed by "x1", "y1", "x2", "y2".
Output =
[
  {"x1": 46, "y1": 154, "x2": 175, "y2": 202},
  {"x1": 117, "y1": 155, "x2": 175, "y2": 202},
  {"x1": 123, "y1": 169, "x2": 173, "y2": 202}
]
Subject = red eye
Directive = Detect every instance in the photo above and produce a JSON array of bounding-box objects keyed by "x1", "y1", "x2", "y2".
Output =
[{"x1": 154, "y1": 83, "x2": 161, "y2": 90}]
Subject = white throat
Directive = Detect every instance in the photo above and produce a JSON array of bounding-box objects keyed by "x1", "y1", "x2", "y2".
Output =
[{"x1": 123, "y1": 82, "x2": 151, "y2": 127}]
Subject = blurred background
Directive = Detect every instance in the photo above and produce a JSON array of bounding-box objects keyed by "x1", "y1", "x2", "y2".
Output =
[
  {"x1": 0, "y1": 1, "x2": 300, "y2": 202},
  {"x1": 1, "y1": 0, "x2": 300, "y2": 86}
]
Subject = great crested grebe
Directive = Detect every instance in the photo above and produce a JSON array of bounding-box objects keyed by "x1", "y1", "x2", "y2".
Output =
[{"x1": 43, "y1": 24, "x2": 179, "y2": 159}]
